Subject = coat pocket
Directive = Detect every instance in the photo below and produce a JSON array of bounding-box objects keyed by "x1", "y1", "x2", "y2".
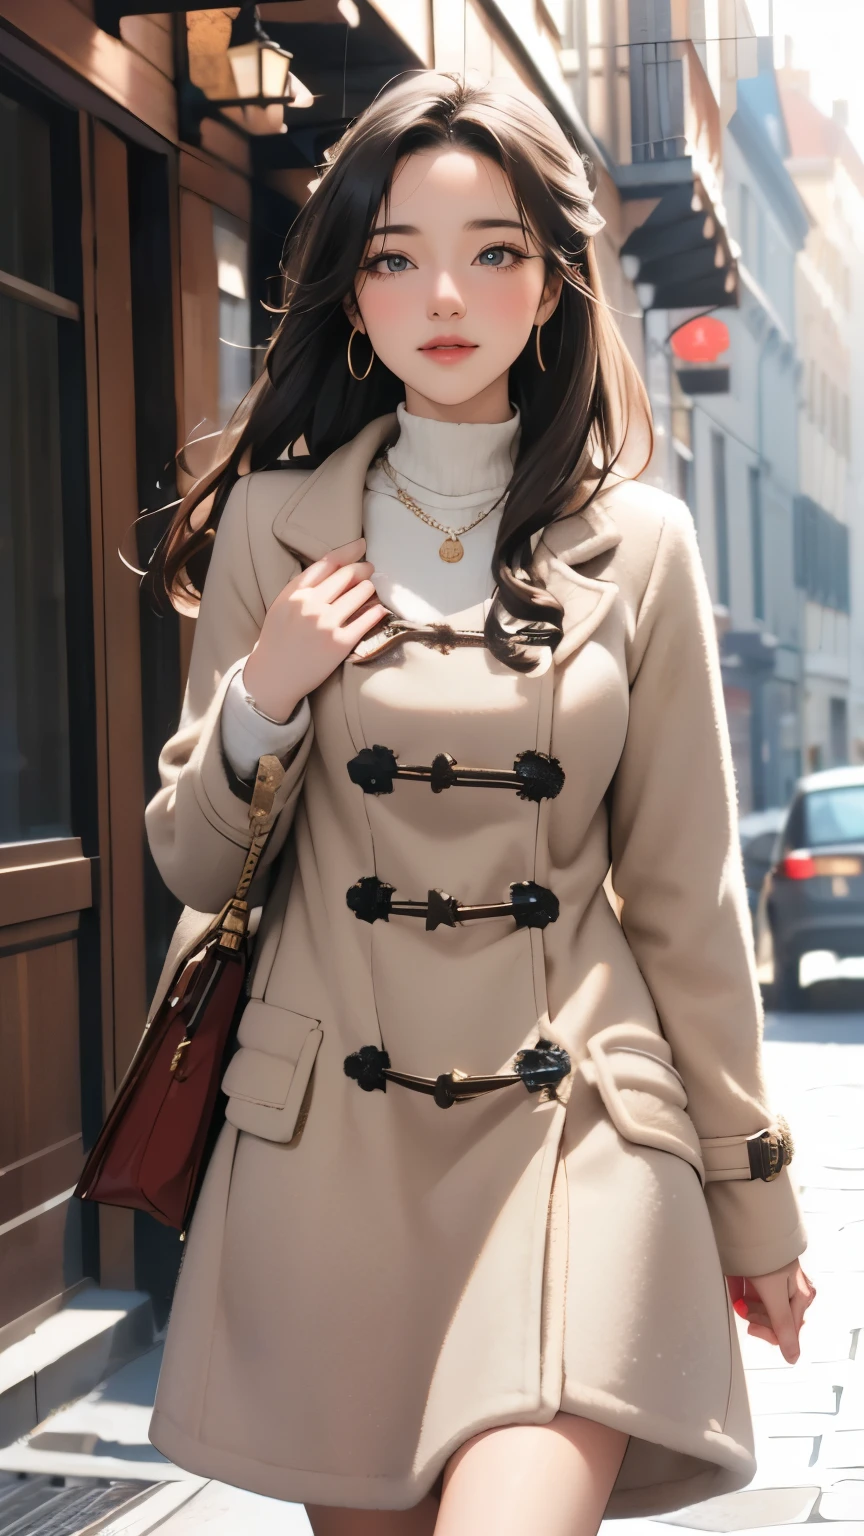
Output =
[
  {"x1": 579, "y1": 1023, "x2": 705, "y2": 1184},
  {"x1": 222, "y1": 1000, "x2": 323, "y2": 1144}
]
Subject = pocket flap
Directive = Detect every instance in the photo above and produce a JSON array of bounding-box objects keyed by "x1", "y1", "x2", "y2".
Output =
[
  {"x1": 221, "y1": 1048, "x2": 297, "y2": 1109},
  {"x1": 581, "y1": 1024, "x2": 704, "y2": 1184},
  {"x1": 223, "y1": 1001, "x2": 322, "y2": 1144}
]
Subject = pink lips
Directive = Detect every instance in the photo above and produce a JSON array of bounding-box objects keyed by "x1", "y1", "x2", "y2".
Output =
[{"x1": 419, "y1": 335, "x2": 478, "y2": 364}]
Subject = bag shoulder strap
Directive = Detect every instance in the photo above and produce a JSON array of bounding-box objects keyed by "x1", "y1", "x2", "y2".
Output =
[{"x1": 217, "y1": 754, "x2": 287, "y2": 954}]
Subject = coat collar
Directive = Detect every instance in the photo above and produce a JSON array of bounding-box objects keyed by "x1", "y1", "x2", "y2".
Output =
[
  {"x1": 271, "y1": 413, "x2": 622, "y2": 662},
  {"x1": 272, "y1": 414, "x2": 396, "y2": 560}
]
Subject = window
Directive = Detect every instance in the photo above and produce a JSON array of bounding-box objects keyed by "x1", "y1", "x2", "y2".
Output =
[
  {"x1": 711, "y1": 431, "x2": 730, "y2": 607},
  {"x1": 0, "y1": 90, "x2": 74, "y2": 842},
  {"x1": 754, "y1": 204, "x2": 766, "y2": 285},
  {"x1": 213, "y1": 208, "x2": 251, "y2": 427},
  {"x1": 749, "y1": 466, "x2": 764, "y2": 620},
  {"x1": 829, "y1": 698, "x2": 848, "y2": 768},
  {"x1": 804, "y1": 781, "x2": 864, "y2": 846},
  {"x1": 739, "y1": 184, "x2": 751, "y2": 268},
  {"x1": 793, "y1": 495, "x2": 850, "y2": 612}
]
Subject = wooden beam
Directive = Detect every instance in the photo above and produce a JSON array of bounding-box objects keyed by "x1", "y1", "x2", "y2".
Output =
[
  {"x1": 180, "y1": 145, "x2": 252, "y2": 223},
  {"x1": 0, "y1": 269, "x2": 80, "y2": 321},
  {"x1": 90, "y1": 120, "x2": 149, "y2": 1090},
  {"x1": 0, "y1": 0, "x2": 178, "y2": 143}
]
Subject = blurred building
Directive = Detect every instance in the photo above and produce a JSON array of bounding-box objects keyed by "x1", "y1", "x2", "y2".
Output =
[
  {"x1": 560, "y1": 3, "x2": 810, "y2": 812},
  {"x1": 560, "y1": 0, "x2": 743, "y2": 501},
  {"x1": 777, "y1": 55, "x2": 864, "y2": 772},
  {"x1": 687, "y1": 66, "x2": 808, "y2": 813}
]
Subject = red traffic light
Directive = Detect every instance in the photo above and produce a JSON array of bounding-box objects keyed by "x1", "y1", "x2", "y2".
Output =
[{"x1": 671, "y1": 316, "x2": 731, "y2": 364}]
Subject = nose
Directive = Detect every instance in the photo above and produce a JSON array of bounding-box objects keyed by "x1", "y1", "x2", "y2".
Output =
[{"x1": 428, "y1": 269, "x2": 466, "y2": 322}]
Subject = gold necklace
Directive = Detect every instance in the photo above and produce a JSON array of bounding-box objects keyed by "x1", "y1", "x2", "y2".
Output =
[{"x1": 379, "y1": 456, "x2": 496, "y2": 563}]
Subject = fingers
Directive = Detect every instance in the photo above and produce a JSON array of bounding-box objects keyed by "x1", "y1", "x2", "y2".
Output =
[
  {"x1": 339, "y1": 601, "x2": 391, "y2": 648},
  {"x1": 747, "y1": 1274, "x2": 800, "y2": 1363},
  {"x1": 746, "y1": 1320, "x2": 781, "y2": 1348},
  {"x1": 329, "y1": 579, "x2": 378, "y2": 627},
  {"x1": 790, "y1": 1272, "x2": 815, "y2": 1334},
  {"x1": 315, "y1": 560, "x2": 375, "y2": 606}
]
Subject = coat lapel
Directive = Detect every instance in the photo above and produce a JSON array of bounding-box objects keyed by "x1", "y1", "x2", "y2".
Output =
[
  {"x1": 272, "y1": 413, "x2": 397, "y2": 561},
  {"x1": 271, "y1": 412, "x2": 622, "y2": 664},
  {"x1": 537, "y1": 495, "x2": 621, "y2": 667}
]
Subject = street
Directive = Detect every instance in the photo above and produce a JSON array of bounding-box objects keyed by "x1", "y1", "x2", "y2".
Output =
[{"x1": 1, "y1": 996, "x2": 863, "y2": 1535}]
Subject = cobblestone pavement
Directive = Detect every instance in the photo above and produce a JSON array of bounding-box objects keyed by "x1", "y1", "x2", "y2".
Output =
[{"x1": 2, "y1": 1001, "x2": 861, "y2": 1534}]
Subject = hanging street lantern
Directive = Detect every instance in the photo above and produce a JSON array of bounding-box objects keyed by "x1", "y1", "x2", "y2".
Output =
[
  {"x1": 227, "y1": 5, "x2": 303, "y2": 108},
  {"x1": 671, "y1": 315, "x2": 732, "y2": 396},
  {"x1": 671, "y1": 316, "x2": 731, "y2": 364},
  {"x1": 181, "y1": 2, "x2": 314, "y2": 142}
]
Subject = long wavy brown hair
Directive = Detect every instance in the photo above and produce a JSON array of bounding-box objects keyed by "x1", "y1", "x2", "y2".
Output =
[{"x1": 150, "y1": 71, "x2": 651, "y2": 671}]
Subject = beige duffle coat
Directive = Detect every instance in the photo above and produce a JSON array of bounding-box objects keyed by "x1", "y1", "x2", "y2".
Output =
[{"x1": 146, "y1": 413, "x2": 806, "y2": 1516}]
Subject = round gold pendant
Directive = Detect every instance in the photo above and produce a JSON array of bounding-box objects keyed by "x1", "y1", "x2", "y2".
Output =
[{"x1": 439, "y1": 536, "x2": 464, "y2": 563}]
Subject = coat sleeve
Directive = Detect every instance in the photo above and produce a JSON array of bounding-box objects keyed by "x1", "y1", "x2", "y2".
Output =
[
  {"x1": 608, "y1": 497, "x2": 806, "y2": 1278},
  {"x1": 144, "y1": 475, "x2": 313, "y2": 914}
]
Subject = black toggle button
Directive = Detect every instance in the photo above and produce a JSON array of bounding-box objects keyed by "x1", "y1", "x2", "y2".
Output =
[
  {"x1": 513, "y1": 1039, "x2": 571, "y2": 1092},
  {"x1": 346, "y1": 876, "x2": 395, "y2": 924},
  {"x1": 344, "y1": 1044, "x2": 391, "y2": 1092},
  {"x1": 513, "y1": 750, "x2": 566, "y2": 803},
  {"x1": 345, "y1": 876, "x2": 559, "y2": 930},
  {"x1": 510, "y1": 881, "x2": 560, "y2": 930},
  {"x1": 346, "y1": 745, "x2": 400, "y2": 794},
  {"x1": 346, "y1": 745, "x2": 565, "y2": 801}
]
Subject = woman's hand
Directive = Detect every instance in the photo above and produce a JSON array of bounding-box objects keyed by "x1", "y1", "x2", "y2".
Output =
[
  {"x1": 727, "y1": 1261, "x2": 816, "y2": 1363},
  {"x1": 242, "y1": 537, "x2": 389, "y2": 723}
]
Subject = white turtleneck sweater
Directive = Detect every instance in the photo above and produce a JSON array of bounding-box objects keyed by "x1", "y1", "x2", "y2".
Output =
[{"x1": 221, "y1": 403, "x2": 521, "y2": 778}]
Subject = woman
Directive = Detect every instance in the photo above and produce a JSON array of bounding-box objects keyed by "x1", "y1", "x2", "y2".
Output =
[{"x1": 145, "y1": 72, "x2": 813, "y2": 1536}]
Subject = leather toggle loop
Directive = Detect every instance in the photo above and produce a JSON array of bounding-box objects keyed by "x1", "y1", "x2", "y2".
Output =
[
  {"x1": 343, "y1": 1039, "x2": 572, "y2": 1106},
  {"x1": 346, "y1": 745, "x2": 565, "y2": 801},
  {"x1": 350, "y1": 619, "x2": 558, "y2": 665},
  {"x1": 345, "y1": 876, "x2": 559, "y2": 930}
]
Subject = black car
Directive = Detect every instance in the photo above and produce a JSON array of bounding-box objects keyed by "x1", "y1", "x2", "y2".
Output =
[
  {"x1": 760, "y1": 768, "x2": 864, "y2": 1006},
  {"x1": 739, "y1": 808, "x2": 786, "y2": 928}
]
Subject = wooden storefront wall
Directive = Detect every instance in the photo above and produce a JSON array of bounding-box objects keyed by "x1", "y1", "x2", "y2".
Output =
[{"x1": 0, "y1": 7, "x2": 261, "y2": 1332}]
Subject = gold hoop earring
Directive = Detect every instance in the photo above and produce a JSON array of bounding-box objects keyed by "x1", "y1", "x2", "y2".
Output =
[
  {"x1": 535, "y1": 322, "x2": 546, "y2": 373},
  {"x1": 347, "y1": 325, "x2": 374, "y2": 381}
]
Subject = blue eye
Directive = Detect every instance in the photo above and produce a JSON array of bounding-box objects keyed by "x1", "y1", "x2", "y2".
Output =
[
  {"x1": 478, "y1": 247, "x2": 506, "y2": 266},
  {"x1": 365, "y1": 253, "x2": 408, "y2": 274}
]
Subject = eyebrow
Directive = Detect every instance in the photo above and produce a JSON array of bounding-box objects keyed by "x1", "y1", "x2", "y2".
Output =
[{"x1": 369, "y1": 218, "x2": 526, "y2": 237}]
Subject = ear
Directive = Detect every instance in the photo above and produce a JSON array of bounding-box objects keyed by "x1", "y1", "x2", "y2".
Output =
[
  {"x1": 535, "y1": 271, "x2": 563, "y2": 328},
  {"x1": 342, "y1": 291, "x2": 366, "y2": 334}
]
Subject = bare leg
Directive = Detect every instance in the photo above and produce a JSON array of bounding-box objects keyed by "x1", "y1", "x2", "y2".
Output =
[
  {"x1": 434, "y1": 1413, "x2": 628, "y2": 1536},
  {"x1": 305, "y1": 1495, "x2": 438, "y2": 1536}
]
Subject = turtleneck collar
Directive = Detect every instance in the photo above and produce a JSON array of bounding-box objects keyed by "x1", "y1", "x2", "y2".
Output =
[{"x1": 387, "y1": 401, "x2": 520, "y2": 497}]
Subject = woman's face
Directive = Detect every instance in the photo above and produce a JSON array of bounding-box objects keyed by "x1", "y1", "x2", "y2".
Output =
[{"x1": 348, "y1": 147, "x2": 560, "y2": 423}]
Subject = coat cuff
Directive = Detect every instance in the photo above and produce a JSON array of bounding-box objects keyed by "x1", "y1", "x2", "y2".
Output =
[
  {"x1": 705, "y1": 1166, "x2": 807, "y2": 1276},
  {"x1": 221, "y1": 666, "x2": 312, "y2": 780},
  {"x1": 192, "y1": 660, "x2": 313, "y2": 844}
]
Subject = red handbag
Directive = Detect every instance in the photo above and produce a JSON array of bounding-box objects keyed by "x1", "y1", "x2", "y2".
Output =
[{"x1": 75, "y1": 755, "x2": 285, "y2": 1232}]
